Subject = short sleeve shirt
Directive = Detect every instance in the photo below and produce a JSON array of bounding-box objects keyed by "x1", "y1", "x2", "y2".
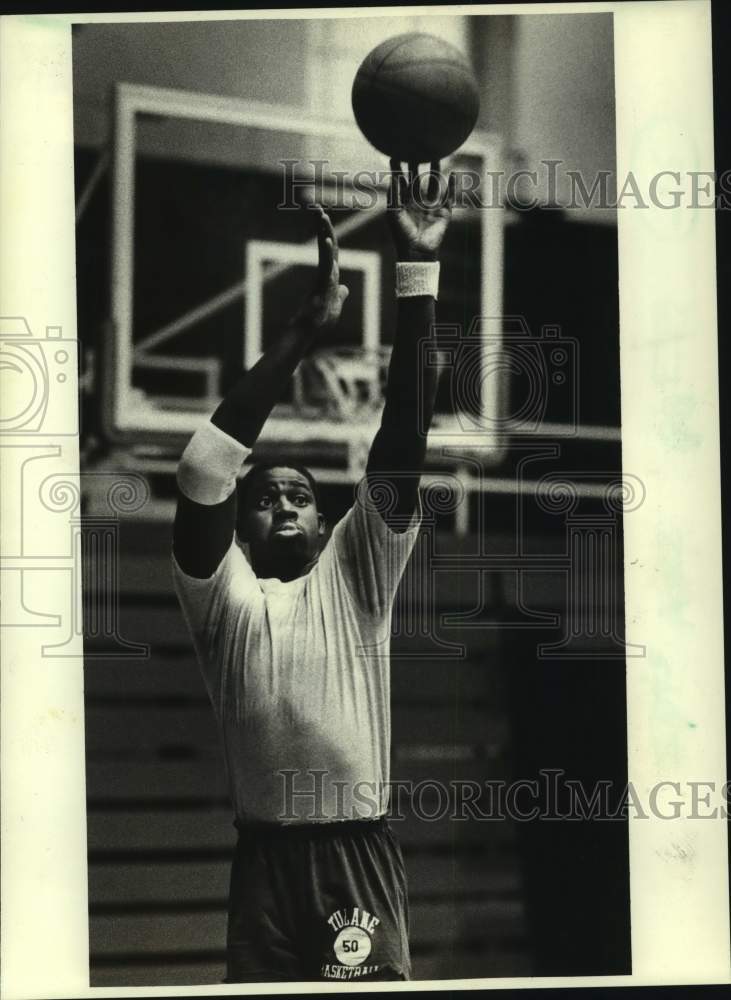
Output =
[{"x1": 172, "y1": 494, "x2": 420, "y2": 824}]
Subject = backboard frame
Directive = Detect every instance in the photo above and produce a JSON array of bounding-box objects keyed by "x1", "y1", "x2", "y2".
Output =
[{"x1": 107, "y1": 82, "x2": 506, "y2": 458}]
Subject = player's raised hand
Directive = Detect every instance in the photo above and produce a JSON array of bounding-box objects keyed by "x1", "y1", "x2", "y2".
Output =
[
  {"x1": 299, "y1": 205, "x2": 349, "y2": 330},
  {"x1": 388, "y1": 159, "x2": 456, "y2": 262}
]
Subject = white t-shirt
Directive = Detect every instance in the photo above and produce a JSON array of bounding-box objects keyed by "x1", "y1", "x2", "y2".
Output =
[{"x1": 172, "y1": 495, "x2": 420, "y2": 824}]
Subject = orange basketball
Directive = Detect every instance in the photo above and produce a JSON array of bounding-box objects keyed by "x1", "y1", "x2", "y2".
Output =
[{"x1": 352, "y1": 32, "x2": 480, "y2": 163}]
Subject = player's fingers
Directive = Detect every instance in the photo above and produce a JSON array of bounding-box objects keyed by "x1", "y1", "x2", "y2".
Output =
[
  {"x1": 315, "y1": 209, "x2": 328, "y2": 283},
  {"x1": 401, "y1": 170, "x2": 411, "y2": 208},
  {"x1": 316, "y1": 232, "x2": 334, "y2": 291},
  {"x1": 313, "y1": 202, "x2": 328, "y2": 238},
  {"x1": 393, "y1": 160, "x2": 410, "y2": 210},
  {"x1": 427, "y1": 160, "x2": 442, "y2": 203},
  {"x1": 444, "y1": 171, "x2": 457, "y2": 209},
  {"x1": 389, "y1": 158, "x2": 403, "y2": 208},
  {"x1": 314, "y1": 203, "x2": 327, "y2": 237},
  {"x1": 408, "y1": 161, "x2": 420, "y2": 198},
  {"x1": 321, "y1": 207, "x2": 336, "y2": 243},
  {"x1": 320, "y1": 209, "x2": 339, "y2": 268}
]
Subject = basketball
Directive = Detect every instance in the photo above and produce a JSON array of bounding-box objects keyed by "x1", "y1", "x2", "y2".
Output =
[{"x1": 352, "y1": 33, "x2": 480, "y2": 163}]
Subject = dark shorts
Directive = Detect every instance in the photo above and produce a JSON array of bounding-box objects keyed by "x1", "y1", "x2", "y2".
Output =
[{"x1": 224, "y1": 816, "x2": 411, "y2": 983}]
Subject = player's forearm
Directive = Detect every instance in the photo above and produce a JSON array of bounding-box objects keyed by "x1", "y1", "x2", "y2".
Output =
[
  {"x1": 366, "y1": 292, "x2": 439, "y2": 525},
  {"x1": 369, "y1": 265, "x2": 440, "y2": 477},
  {"x1": 380, "y1": 295, "x2": 439, "y2": 440},
  {"x1": 211, "y1": 318, "x2": 318, "y2": 447},
  {"x1": 210, "y1": 205, "x2": 347, "y2": 447},
  {"x1": 367, "y1": 161, "x2": 451, "y2": 489}
]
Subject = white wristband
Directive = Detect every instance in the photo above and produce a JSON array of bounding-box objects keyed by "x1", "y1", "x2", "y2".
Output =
[
  {"x1": 396, "y1": 261, "x2": 440, "y2": 300},
  {"x1": 177, "y1": 421, "x2": 252, "y2": 505}
]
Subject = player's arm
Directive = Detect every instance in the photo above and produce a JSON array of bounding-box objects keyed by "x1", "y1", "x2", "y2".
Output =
[
  {"x1": 173, "y1": 207, "x2": 349, "y2": 578},
  {"x1": 366, "y1": 160, "x2": 455, "y2": 531}
]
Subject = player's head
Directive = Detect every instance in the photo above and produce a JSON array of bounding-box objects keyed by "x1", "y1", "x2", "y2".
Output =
[{"x1": 235, "y1": 463, "x2": 325, "y2": 581}]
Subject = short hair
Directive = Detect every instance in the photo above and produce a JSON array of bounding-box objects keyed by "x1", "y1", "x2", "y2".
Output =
[{"x1": 236, "y1": 461, "x2": 321, "y2": 516}]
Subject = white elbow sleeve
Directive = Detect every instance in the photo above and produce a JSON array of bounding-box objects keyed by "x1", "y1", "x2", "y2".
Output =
[{"x1": 177, "y1": 421, "x2": 252, "y2": 505}]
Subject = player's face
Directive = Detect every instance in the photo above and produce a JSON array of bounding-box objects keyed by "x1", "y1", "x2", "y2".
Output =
[{"x1": 240, "y1": 467, "x2": 325, "y2": 578}]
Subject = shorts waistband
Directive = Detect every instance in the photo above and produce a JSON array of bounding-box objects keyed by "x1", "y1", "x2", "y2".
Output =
[{"x1": 234, "y1": 816, "x2": 389, "y2": 840}]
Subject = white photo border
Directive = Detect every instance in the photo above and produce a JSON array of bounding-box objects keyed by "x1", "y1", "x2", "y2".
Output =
[{"x1": 0, "y1": 3, "x2": 727, "y2": 996}]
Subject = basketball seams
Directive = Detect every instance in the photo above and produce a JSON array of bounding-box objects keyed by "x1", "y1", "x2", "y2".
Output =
[
  {"x1": 376, "y1": 57, "x2": 474, "y2": 77},
  {"x1": 354, "y1": 72, "x2": 478, "y2": 120},
  {"x1": 367, "y1": 33, "x2": 420, "y2": 77},
  {"x1": 354, "y1": 59, "x2": 475, "y2": 96},
  {"x1": 363, "y1": 32, "x2": 471, "y2": 77},
  {"x1": 378, "y1": 32, "x2": 466, "y2": 71}
]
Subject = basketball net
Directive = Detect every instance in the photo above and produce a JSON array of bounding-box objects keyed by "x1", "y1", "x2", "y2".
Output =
[{"x1": 292, "y1": 346, "x2": 392, "y2": 421}]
